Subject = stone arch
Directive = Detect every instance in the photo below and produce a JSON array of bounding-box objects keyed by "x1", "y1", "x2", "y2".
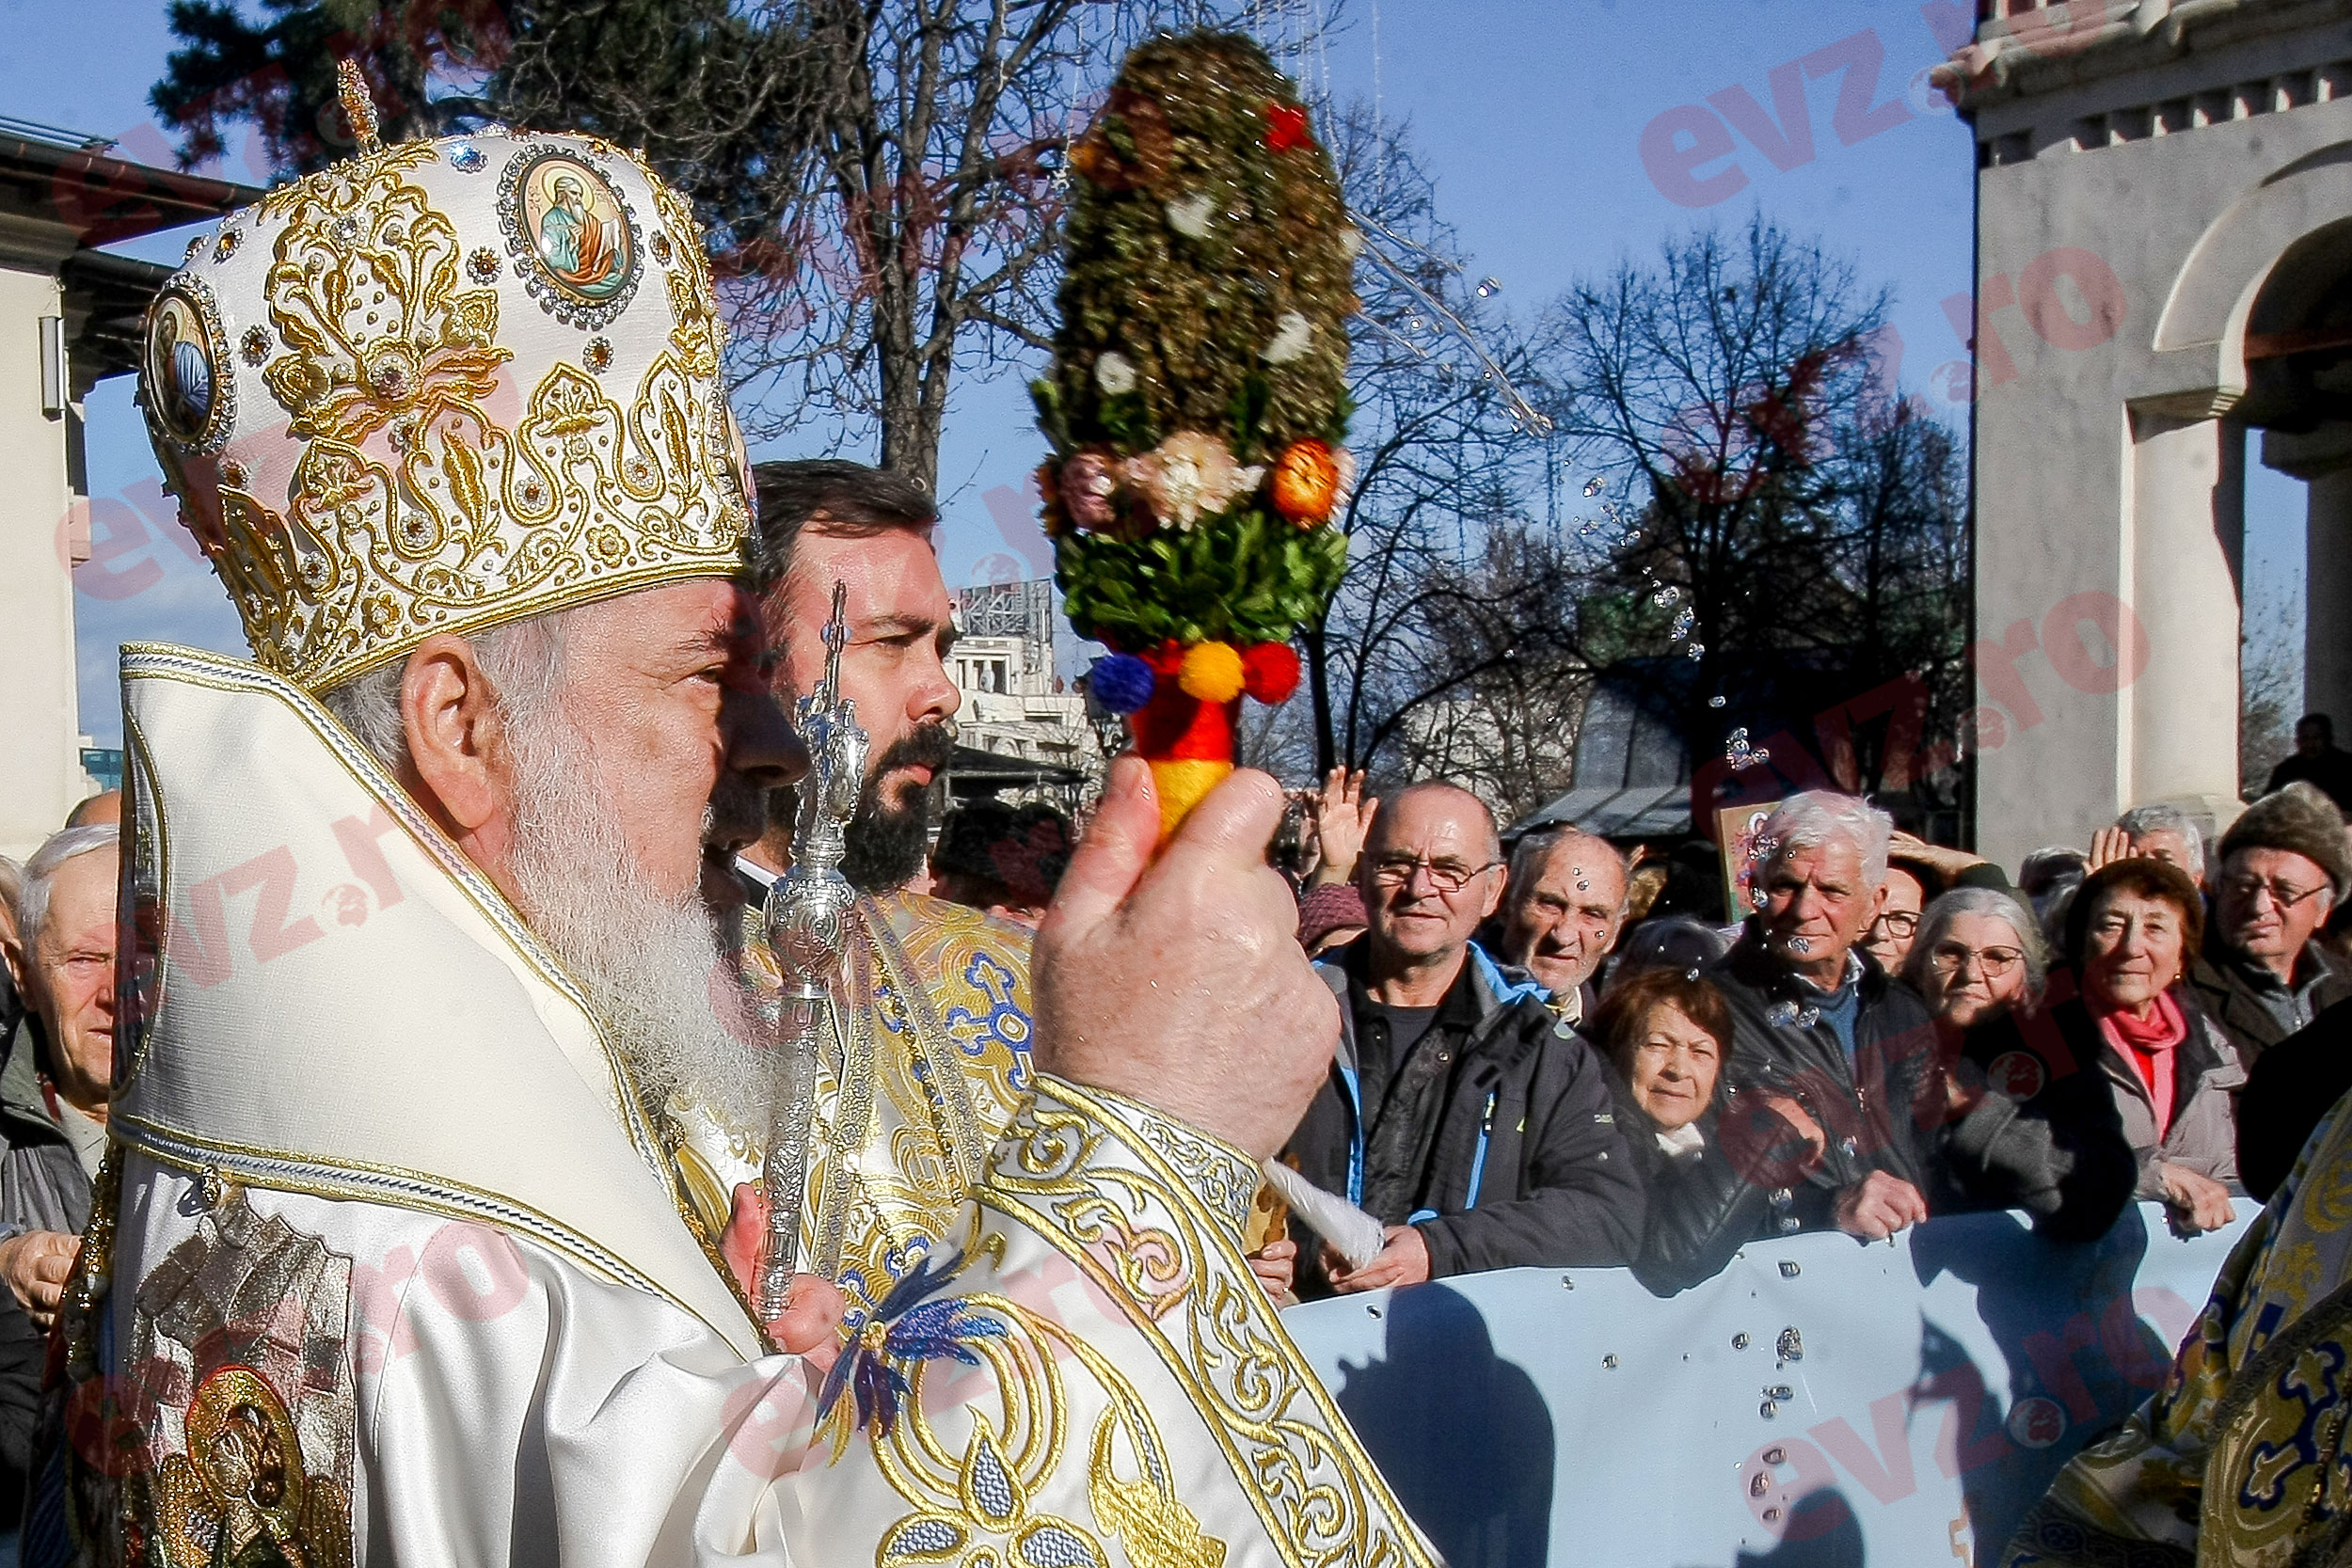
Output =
[{"x1": 2153, "y1": 139, "x2": 2352, "y2": 376}]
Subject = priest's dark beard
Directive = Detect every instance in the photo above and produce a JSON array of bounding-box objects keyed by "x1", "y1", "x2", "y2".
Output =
[{"x1": 781, "y1": 720, "x2": 953, "y2": 893}]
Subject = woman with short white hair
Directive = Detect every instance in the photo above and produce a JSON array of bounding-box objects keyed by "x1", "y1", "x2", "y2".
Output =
[{"x1": 1914, "y1": 879, "x2": 2141, "y2": 1242}]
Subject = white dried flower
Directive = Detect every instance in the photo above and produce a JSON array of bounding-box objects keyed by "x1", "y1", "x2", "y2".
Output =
[
  {"x1": 1261, "y1": 311, "x2": 1314, "y2": 365},
  {"x1": 1165, "y1": 193, "x2": 1216, "y2": 239},
  {"x1": 1336, "y1": 227, "x2": 1364, "y2": 260},
  {"x1": 1094, "y1": 352, "x2": 1137, "y2": 396}
]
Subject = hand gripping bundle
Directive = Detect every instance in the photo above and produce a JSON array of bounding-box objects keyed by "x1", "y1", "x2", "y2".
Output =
[{"x1": 1036, "y1": 32, "x2": 1355, "y2": 833}]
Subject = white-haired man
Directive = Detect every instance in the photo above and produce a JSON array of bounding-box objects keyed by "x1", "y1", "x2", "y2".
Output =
[
  {"x1": 40, "y1": 75, "x2": 1422, "y2": 1568},
  {"x1": 2088, "y1": 800, "x2": 2208, "y2": 887},
  {"x1": 1497, "y1": 826, "x2": 1629, "y2": 1024},
  {"x1": 1706, "y1": 790, "x2": 1940, "y2": 1243}
]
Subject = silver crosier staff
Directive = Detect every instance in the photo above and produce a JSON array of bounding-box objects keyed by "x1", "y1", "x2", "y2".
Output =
[{"x1": 756, "y1": 579, "x2": 866, "y2": 1321}]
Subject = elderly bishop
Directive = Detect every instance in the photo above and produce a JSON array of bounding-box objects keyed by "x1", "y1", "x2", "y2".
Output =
[{"x1": 30, "y1": 69, "x2": 1427, "y2": 1568}]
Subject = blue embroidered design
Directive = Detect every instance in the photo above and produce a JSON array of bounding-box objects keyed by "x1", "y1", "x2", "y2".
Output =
[
  {"x1": 818, "y1": 1253, "x2": 1009, "y2": 1438},
  {"x1": 944, "y1": 951, "x2": 1032, "y2": 1085}
]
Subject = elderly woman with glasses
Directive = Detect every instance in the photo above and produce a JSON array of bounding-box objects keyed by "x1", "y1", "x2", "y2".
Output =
[{"x1": 1902, "y1": 886, "x2": 2138, "y2": 1242}]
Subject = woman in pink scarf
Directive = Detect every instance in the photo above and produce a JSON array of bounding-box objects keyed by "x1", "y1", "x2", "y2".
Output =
[{"x1": 2066, "y1": 858, "x2": 2245, "y2": 1236}]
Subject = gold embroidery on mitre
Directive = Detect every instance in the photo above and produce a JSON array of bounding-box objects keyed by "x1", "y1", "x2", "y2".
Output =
[{"x1": 145, "y1": 120, "x2": 747, "y2": 693}]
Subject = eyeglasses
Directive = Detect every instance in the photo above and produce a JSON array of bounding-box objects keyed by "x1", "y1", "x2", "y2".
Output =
[
  {"x1": 1369, "y1": 854, "x2": 1502, "y2": 895},
  {"x1": 2220, "y1": 874, "x2": 2328, "y2": 911},
  {"x1": 1868, "y1": 911, "x2": 1920, "y2": 939},
  {"x1": 1927, "y1": 942, "x2": 2024, "y2": 978}
]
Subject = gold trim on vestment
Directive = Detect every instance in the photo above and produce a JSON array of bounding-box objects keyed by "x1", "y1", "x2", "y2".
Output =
[{"x1": 985, "y1": 1078, "x2": 1437, "y2": 1568}]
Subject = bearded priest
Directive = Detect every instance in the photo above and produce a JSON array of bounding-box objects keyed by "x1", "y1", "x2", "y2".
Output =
[
  {"x1": 28, "y1": 67, "x2": 1428, "y2": 1568},
  {"x1": 664, "y1": 458, "x2": 1042, "y2": 1328}
]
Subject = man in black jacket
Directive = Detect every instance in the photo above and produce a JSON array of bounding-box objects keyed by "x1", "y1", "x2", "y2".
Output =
[
  {"x1": 1708, "y1": 791, "x2": 1942, "y2": 1241},
  {"x1": 1284, "y1": 783, "x2": 1643, "y2": 1298}
]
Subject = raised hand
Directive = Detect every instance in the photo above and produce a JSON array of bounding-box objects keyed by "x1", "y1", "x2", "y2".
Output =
[
  {"x1": 1310, "y1": 767, "x2": 1377, "y2": 887},
  {"x1": 1034, "y1": 756, "x2": 1340, "y2": 1160}
]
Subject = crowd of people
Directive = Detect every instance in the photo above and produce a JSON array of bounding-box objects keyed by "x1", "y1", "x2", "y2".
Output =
[
  {"x1": 1243, "y1": 751, "x2": 2352, "y2": 1306},
  {"x1": 4, "y1": 453, "x2": 2347, "y2": 1552}
]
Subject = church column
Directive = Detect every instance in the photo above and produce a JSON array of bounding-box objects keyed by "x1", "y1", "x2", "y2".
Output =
[
  {"x1": 2262, "y1": 424, "x2": 2352, "y2": 736},
  {"x1": 2125, "y1": 408, "x2": 2245, "y2": 817}
]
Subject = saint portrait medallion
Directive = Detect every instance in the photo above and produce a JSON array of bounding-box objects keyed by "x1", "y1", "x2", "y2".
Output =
[
  {"x1": 498, "y1": 146, "x2": 642, "y2": 330},
  {"x1": 142, "y1": 277, "x2": 235, "y2": 454}
]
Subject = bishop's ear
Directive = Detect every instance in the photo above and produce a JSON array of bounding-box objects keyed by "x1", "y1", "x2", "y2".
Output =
[{"x1": 398, "y1": 635, "x2": 513, "y2": 846}]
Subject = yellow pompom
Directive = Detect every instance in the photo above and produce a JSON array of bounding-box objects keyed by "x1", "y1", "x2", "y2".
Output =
[
  {"x1": 1150, "y1": 759, "x2": 1232, "y2": 838},
  {"x1": 1177, "y1": 641, "x2": 1246, "y2": 704}
]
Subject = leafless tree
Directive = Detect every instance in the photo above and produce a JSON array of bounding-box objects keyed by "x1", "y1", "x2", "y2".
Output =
[{"x1": 1279, "y1": 103, "x2": 1581, "y2": 794}]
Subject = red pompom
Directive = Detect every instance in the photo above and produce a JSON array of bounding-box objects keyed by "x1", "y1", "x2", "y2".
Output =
[{"x1": 1241, "y1": 641, "x2": 1302, "y2": 704}]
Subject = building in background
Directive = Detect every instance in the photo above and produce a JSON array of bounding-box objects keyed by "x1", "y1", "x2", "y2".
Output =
[
  {"x1": 1954, "y1": 1, "x2": 2352, "y2": 869},
  {"x1": 0, "y1": 117, "x2": 249, "y2": 857},
  {"x1": 944, "y1": 579, "x2": 1101, "y2": 812}
]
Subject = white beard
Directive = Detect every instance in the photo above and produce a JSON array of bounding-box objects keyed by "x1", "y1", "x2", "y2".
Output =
[{"x1": 501, "y1": 701, "x2": 773, "y2": 1134}]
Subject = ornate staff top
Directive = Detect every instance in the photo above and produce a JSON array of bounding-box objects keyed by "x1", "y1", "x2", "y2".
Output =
[{"x1": 756, "y1": 580, "x2": 866, "y2": 1318}]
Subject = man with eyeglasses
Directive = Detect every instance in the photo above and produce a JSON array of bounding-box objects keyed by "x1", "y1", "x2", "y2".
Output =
[
  {"x1": 2185, "y1": 782, "x2": 2352, "y2": 1067},
  {"x1": 1281, "y1": 783, "x2": 1642, "y2": 1299}
]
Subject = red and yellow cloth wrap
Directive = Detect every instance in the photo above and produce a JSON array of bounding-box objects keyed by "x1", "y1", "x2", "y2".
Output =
[{"x1": 1130, "y1": 641, "x2": 1300, "y2": 835}]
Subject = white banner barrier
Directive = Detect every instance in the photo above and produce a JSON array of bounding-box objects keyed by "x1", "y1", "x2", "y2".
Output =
[{"x1": 1281, "y1": 1199, "x2": 2253, "y2": 1568}]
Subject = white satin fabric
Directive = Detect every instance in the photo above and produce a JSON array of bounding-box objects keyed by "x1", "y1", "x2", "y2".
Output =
[{"x1": 112, "y1": 1076, "x2": 1432, "y2": 1568}]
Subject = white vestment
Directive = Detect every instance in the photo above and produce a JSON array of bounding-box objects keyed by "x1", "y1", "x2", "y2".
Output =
[{"x1": 35, "y1": 646, "x2": 1430, "y2": 1568}]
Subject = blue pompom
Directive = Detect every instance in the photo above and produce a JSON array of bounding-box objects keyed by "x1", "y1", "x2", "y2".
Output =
[{"x1": 1089, "y1": 653, "x2": 1155, "y2": 714}]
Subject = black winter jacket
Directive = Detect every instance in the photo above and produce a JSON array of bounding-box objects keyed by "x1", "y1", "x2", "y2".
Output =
[
  {"x1": 2238, "y1": 997, "x2": 2352, "y2": 1201},
  {"x1": 1705, "y1": 923, "x2": 1942, "y2": 1229},
  {"x1": 1606, "y1": 1076, "x2": 1773, "y2": 1296},
  {"x1": 2185, "y1": 938, "x2": 2352, "y2": 1071},
  {"x1": 1285, "y1": 941, "x2": 1644, "y2": 1295},
  {"x1": 1934, "y1": 983, "x2": 2138, "y2": 1241}
]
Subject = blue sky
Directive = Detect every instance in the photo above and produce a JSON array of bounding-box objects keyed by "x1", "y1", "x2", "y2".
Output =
[{"x1": 8, "y1": 0, "x2": 2304, "y2": 748}]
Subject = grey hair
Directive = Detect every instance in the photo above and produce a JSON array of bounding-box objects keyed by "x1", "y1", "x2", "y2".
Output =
[
  {"x1": 1508, "y1": 827, "x2": 1631, "y2": 914},
  {"x1": 0, "y1": 855, "x2": 22, "y2": 932},
  {"x1": 19, "y1": 824, "x2": 120, "y2": 953},
  {"x1": 1756, "y1": 790, "x2": 1893, "y2": 888},
  {"x1": 1903, "y1": 886, "x2": 2047, "y2": 1003},
  {"x1": 2116, "y1": 802, "x2": 2207, "y2": 878},
  {"x1": 317, "y1": 612, "x2": 575, "y2": 776}
]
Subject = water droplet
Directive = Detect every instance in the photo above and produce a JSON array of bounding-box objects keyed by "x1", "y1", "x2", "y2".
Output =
[
  {"x1": 1763, "y1": 1448, "x2": 1786, "y2": 1465},
  {"x1": 1709, "y1": 695, "x2": 1727, "y2": 708},
  {"x1": 1477, "y1": 277, "x2": 1502, "y2": 298},
  {"x1": 1763, "y1": 1506, "x2": 1782, "y2": 1523},
  {"x1": 1759, "y1": 1401, "x2": 1779, "y2": 1419},
  {"x1": 1685, "y1": 641, "x2": 1707, "y2": 659},
  {"x1": 1671, "y1": 605, "x2": 1696, "y2": 640},
  {"x1": 1581, "y1": 476, "x2": 1603, "y2": 497},
  {"x1": 1621, "y1": 527, "x2": 1644, "y2": 547},
  {"x1": 1727, "y1": 725, "x2": 1749, "y2": 748},
  {"x1": 1602, "y1": 1353, "x2": 1619, "y2": 1369},
  {"x1": 1685, "y1": 967, "x2": 1701, "y2": 981},
  {"x1": 1749, "y1": 884, "x2": 1770, "y2": 910},
  {"x1": 1578, "y1": 518, "x2": 1600, "y2": 538},
  {"x1": 1767, "y1": 1384, "x2": 1794, "y2": 1401},
  {"x1": 1651, "y1": 585, "x2": 1680, "y2": 609},
  {"x1": 1788, "y1": 937, "x2": 1811, "y2": 954},
  {"x1": 1766, "y1": 1001, "x2": 1800, "y2": 1027},
  {"x1": 1732, "y1": 1333, "x2": 1751, "y2": 1350},
  {"x1": 1798, "y1": 1006, "x2": 1821, "y2": 1027},
  {"x1": 1778, "y1": 1261, "x2": 1802, "y2": 1279},
  {"x1": 1749, "y1": 1472, "x2": 1770, "y2": 1497},
  {"x1": 1777, "y1": 1326, "x2": 1804, "y2": 1359}
]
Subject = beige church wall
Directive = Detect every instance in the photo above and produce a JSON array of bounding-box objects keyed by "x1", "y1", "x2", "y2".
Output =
[{"x1": 1967, "y1": 34, "x2": 2352, "y2": 871}]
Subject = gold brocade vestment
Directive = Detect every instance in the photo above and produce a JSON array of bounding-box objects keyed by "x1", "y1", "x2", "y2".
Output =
[{"x1": 667, "y1": 890, "x2": 1035, "y2": 1321}]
